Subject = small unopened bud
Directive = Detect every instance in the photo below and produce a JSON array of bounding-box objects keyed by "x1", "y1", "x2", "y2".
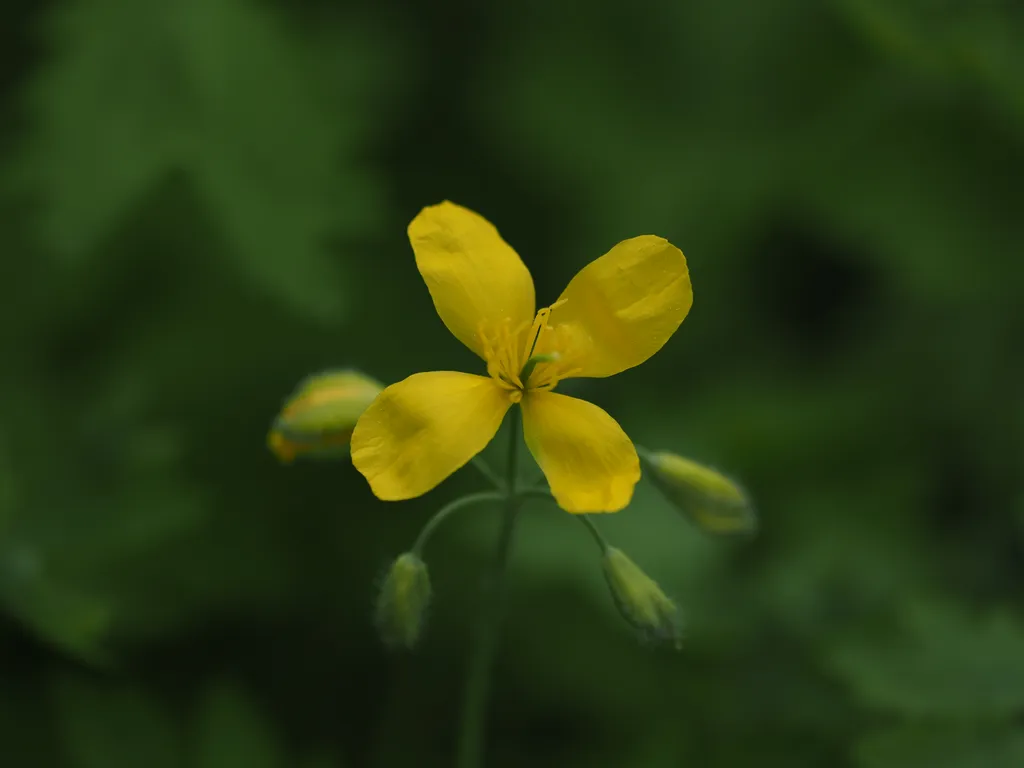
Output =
[
  {"x1": 268, "y1": 369, "x2": 383, "y2": 463},
  {"x1": 375, "y1": 553, "x2": 431, "y2": 649},
  {"x1": 602, "y1": 547, "x2": 682, "y2": 648},
  {"x1": 643, "y1": 450, "x2": 756, "y2": 535}
]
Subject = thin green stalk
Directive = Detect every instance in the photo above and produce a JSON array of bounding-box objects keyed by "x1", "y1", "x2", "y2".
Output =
[
  {"x1": 456, "y1": 406, "x2": 521, "y2": 768},
  {"x1": 470, "y1": 456, "x2": 505, "y2": 490},
  {"x1": 516, "y1": 487, "x2": 554, "y2": 502},
  {"x1": 575, "y1": 514, "x2": 608, "y2": 552},
  {"x1": 411, "y1": 490, "x2": 504, "y2": 556},
  {"x1": 518, "y1": 487, "x2": 608, "y2": 552}
]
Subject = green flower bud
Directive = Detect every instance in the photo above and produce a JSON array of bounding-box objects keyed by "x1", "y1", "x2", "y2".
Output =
[
  {"x1": 602, "y1": 547, "x2": 682, "y2": 648},
  {"x1": 642, "y1": 450, "x2": 756, "y2": 535},
  {"x1": 375, "y1": 553, "x2": 431, "y2": 649},
  {"x1": 268, "y1": 369, "x2": 383, "y2": 463}
]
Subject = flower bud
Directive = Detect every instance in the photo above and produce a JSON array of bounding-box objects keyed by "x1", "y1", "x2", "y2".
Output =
[
  {"x1": 375, "y1": 552, "x2": 431, "y2": 649},
  {"x1": 267, "y1": 369, "x2": 383, "y2": 463},
  {"x1": 642, "y1": 450, "x2": 756, "y2": 535},
  {"x1": 602, "y1": 547, "x2": 682, "y2": 648}
]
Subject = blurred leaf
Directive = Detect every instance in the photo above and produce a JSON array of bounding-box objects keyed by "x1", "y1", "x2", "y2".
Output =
[
  {"x1": 0, "y1": 544, "x2": 112, "y2": 663},
  {"x1": 479, "y1": 0, "x2": 856, "y2": 243},
  {"x1": 832, "y1": 604, "x2": 1024, "y2": 719},
  {"x1": 482, "y1": 0, "x2": 1024, "y2": 311},
  {"x1": 856, "y1": 724, "x2": 1024, "y2": 768},
  {"x1": 839, "y1": 0, "x2": 1024, "y2": 127},
  {"x1": 194, "y1": 681, "x2": 287, "y2": 768},
  {"x1": 0, "y1": 381, "x2": 208, "y2": 653},
  {"x1": 15, "y1": 0, "x2": 396, "y2": 322},
  {"x1": 52, "y1": 673, "x2": 182, "y2": 768}
]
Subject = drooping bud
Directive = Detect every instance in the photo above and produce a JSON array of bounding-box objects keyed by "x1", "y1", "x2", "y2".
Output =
[
  {"x1": 267, "y1": 369, "x2": 383, "y2": 463},
  {"x1": 602, "y1": 547, "x2": 682, "y2": 648},
  {"x1": 641, "y1": 450, "x2": 756, "y2": 535},
  {"x1": 374, "y1": 552, "x2": 431, "y2": 649}
]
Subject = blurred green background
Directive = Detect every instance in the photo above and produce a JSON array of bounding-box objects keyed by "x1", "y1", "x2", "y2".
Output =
[{"x1": 2, "y1": 0, "x2": 1023, "y2": 765}]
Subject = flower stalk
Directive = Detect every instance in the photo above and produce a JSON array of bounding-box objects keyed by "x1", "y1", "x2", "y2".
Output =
[
  {"x1": 411, "y1": 490, "x2": 504, "y2": 556},
  {"x1": 456, "y1": 406, "x2": 522, "y2": 768}
]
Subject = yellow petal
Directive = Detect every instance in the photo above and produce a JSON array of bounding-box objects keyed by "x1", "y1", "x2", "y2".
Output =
[
  {"x1": 521, "y1": 391, "x2": 640, "y2": 513},
  {"x1": 540, "y1": 236, "x2": 692, "y2": 378},
  {"x1": 409, "y1": 201, "x2": 536, "y2": 360},
  {"x1": 351, "y1": 371, "x2": 511, "y2": 500}
]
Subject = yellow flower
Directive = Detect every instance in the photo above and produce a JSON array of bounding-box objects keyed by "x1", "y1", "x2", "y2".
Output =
[{"x1": 351, "y1": 202, "x2": 692, "y2": 513}]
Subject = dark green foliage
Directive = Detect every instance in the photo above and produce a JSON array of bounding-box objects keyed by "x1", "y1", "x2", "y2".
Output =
[{"x1": 1, "y1": 0, "x2": 1022, "y2": 765}]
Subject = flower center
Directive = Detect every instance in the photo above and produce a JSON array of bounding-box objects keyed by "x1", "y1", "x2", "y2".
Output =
[{"x1": 478, "y1": 303, "x2": 573, "y2": 402}]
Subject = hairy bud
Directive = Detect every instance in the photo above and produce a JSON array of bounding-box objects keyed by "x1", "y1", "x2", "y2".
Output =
[
  {"x1": 602, "y1": 547, "x2": 682, "y2": 648},
  {"x1": 375, "y1": 553, "x2": 431, "y2": 649},
  {"x1": 643, "y1": 450, "x2": 756, "y2": 535}
]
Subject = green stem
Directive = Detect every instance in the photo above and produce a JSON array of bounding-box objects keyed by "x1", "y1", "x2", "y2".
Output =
[
  {"x1": 470, "y1": 456, "x2": 505, "y2": 489},
  {"x1": 517, "y1": 487, "x2": 609, "y2": 552},
  {"x1": 456, "y1": 406, "x2": 521, "y2": 768},
  {"x1": 516, "y1": 487, "x2": 553, "y2": 502},
  {"x1": 411, "y1": 490, "x2": 504, "y2": 556},
  {"x1": 575, "y1": 514, "x2": 609, "y2": 553}
]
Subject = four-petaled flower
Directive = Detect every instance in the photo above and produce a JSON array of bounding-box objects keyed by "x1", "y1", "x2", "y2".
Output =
[{"x1": 351, "y1": 202, "x2": 692, "y2": 513}]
